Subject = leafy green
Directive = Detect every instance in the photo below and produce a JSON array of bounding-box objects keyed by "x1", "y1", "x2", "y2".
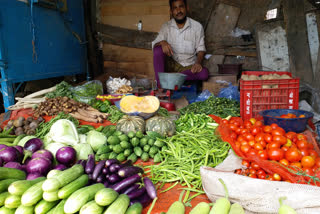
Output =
[
  {"x1": 45, "y1": 81, "x2": 73, "y2": 99},
  {"x1": 86, "y1": 130, "x2": 107, "y2": 152},
  {"x1": 74, "y1": 143, "x2": 94, "y2": 160}
]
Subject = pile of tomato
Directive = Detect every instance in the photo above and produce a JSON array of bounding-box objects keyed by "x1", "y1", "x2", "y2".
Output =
[{"x1": 221, "y1": 118, "x2": 320, "y2": 182}]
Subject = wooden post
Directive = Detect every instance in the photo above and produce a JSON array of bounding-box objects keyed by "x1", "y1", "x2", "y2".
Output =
[{"x1": 283, "y1": 0, "x2": 314, "y2": 83}]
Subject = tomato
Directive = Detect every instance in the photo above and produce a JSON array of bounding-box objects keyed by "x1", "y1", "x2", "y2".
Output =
[
  {"x1": 290, "y1": 162, "x2": 302, "y2": 169},
  {"x1": 248, "y1": 173, "x2": 257, "y2": 178},
  {"x1": 255, "y1": 133, "x2": 265, "y2": 142},
  {"x1": 240, "y1": 129, "x2": 249, "y2": 135},
  {"x1": 299, "y1": 114, "x2": 306, "y2": 118},
  {"x1": 258, "y1": 140, "x2": 267, "y2": 148},
  {"x1": 267, "y1": 142, "x2": 281, "y2": 150},
  {"x1": 266, "y1": 175, "x2": 274, "y2": 181},
  {"x1": 244, "y1": 120, "x2": 253, "y2": 129},
  {"x1": 249, "y1": 169, "x2": 257, "y2": 175},
  {"x1": 281, "y1": 146, "x2": 290, "y2": 152},
  {"x1": 300, "y1": 148, "x2": 309, "y2": 157},
  {"x1": 263, "y1": 125, "x2": 272, "y2": 133},
  {"x1": 251, "y1": 162, "x2": 261, "y2": 170},
  {"x1": 230, "y1": 132, "x2": 237, "y2": 140},
  {"x1": 303, "y1": 167, "x2": 314, "y2": 176},
  {"x1": 249, "y1": 118, "x2": 257, "y2": 125},
  {"x1": 247, "y1": 149, "x2": 258, "y2": 157},
  {"x1": 248, "y1": 140, "x2": 255, "y2": 147},
  {"x1": 221, "y1": 119, "x2": 229, "y2": 124},
  {"x1": 279, "y1": 159, "x2": 289, "y2": 166},
  {"x1": 258, "y1": 173, "x2": 266, "y2": 179},
  {"x1": 296, "y1": 134, "x2": 307, "y2": 141},
  {"x1": 235, "y1": 127, "x2": 242, "y2": 135},
  {"x1": 315, "y1": 157, "x2": 320, "y2": 168},
  {"x1": 268, "y1": 148, "x2": 284, "y2": 161},
  {"x1": 273, "y1": 135, "x2": 287, "y2": 145},
  {"x1": 284, "y1": 139, "x2": 292, "y2": 147},
  {"x1": 256, "y1": 169, "x2": 266, "y2": 175},
  {"x1": 234, "y1": 169, "x2": 242, "y2": 175},
  {"x1": 250, "y1": 127, "x2": 261, "y2": 136},
  {"x1": 264, "y1": 134, "x2": 273, "y2": 143},
  {"x1": 296, "y1": 140, "x2": 309, "y2": 150},
  {"x1": 229, "y1": 124, "x2": 238, "y2": 131},
  {"x1": 270, "y1": 123, "x2": 278, "y2": 129},
  {"x1": 245, "y1": 133, "x2": 255, "y2": 141},
  {"x1": 285, "y1": 132, "x2": 296, "y2": 140},
  {"x1": 271, "y1": 128, "x2": 285, "y2": 136},
  {"x1": 242, "y1": 160, "x2": 251, "y2": 168},
  {"x1": 273, "y1": 173, "x2": 282, "y2": 181},
  {"x1": 255, "y1": 120, "x2": 263, "y2": 127},
  {"x1": 285, "y1": 148, "x2": 302, "y2": 162},
  {"x1": 257, "y1": 150, "x2": 268, "y2": 160},
  {"x1": 257, "y1": 170, "x2": 266, "y2": 179},
  {"x1": 241, "y1": 140, "x2": 249, "y2": 146},
  {"x1": 235, "y1": 141, "x2": 241, "y2": 149},
  {"x1": 301, "y1": 156, "x2": 315, "y2": 168},
  {"x1": 254, "y1": 142, "x2": 264, "y2": 151}
]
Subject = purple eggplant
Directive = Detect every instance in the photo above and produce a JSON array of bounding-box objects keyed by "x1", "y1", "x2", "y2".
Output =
[
  {"x1": 54, "y1": 164, "x2": 67, "y2": 171},
  {"x1": 26, "y1": 173, "x2": 43, "y2": 180},
  {"x1": 32, "y1": 149, "x2": 53, "y2": 161},
  {"x1": 127, "y1": 187, "x2": 146, "y2": 200},
  {"x1": 56, "y1": 147, "x2": 76, "y2": 165},
  {"x1": 0, "y1": 146, "x2": 22, "y2": 163},
  {"x1": 108, "y1": 174, "x2": 121, "y2": 184},
  {"x1": 105, "y1": 159, "x2": 119, "y2": 167},
  {"x1": 121, "y1": 160, "x2": 133, "y2": 167},
  {"x1": 26, "y1": 157, "x2": 51, "y2": 175},
  {"x1": 78, "y1": 160, "x2": 87, "y2": 169},
  {"x1": 111, "y1": 174, "x2": 141, "y2": 193},
  {"x1": 4, "y1": 162, "x2": 24, "y2": 171},
  {"x1": 130, "y1": 192, "x2": 152, "y2": 207},
  {"x1": 22, "y1": 138, "x2": 43, "y2": 163},
  {"x1": 143, "y1": 177, "x2": 157, "y2": 199},
  {"x1": 109, "y1": 163, "x2": 121, "y2": 173},
  {"x1": 88, "y1": 174, "x2": 93, "y2": 180},
  {"x1": 102, "y1": 167, "x2": 109, "y2": 175},
  {"x1": 76, "y1": 159, "x2": 82, "y2": 164},
  {"x1": 118, "y1": 166, "x2": 144, "y2": 178},
  {"x1": 103, "y1": 181, "x2": 110, "y2": 188},
  {"x1": 0, "y1": 157, "x2": 2, "y2": 166},
  {"x1": 92, "y1": 160, "x2": 106, "y2": 180},
  {"x1": 0, "y1": 144, "x2": 7, "y2": 150},
  {"x1": 85, "y1": 154, "x2": 95, "y2": 174},
  {"x1": 13, "y1": 146, "x2": 23, "y2": 154},
  {"x1": 122, "y1": 183, "x2": 140, "y2": 195},
  {"x1": 96, "y1": 174, "x2": 105, "y2": 183}
]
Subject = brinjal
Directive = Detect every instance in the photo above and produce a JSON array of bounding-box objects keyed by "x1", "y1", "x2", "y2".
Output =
[
  {"x1": 105, "y1": 159, "x2": 119, "y2": 167},
  {"x1": 22, "y1": 138, "x2": 44, "y2": 163},
  {"x1": 26, "y1": 157, "x2": 52, "y2": 175},
  {"x1": 92, "y1": 160, "x2": 106, "y2": 180},
  {"x1": 130, "y1": 192, "x2": 152, "y2": 207},
  {"x1": 118, "y1": 166, "x2": 144, "y2": 178},
  {"x1": 32, "y1": 149, "x2": 53, "y2": 161},
  {"x1": 0, "y1": 146, "x2": 22, "y2": 163},
  {"x1": 111, "y1": 174, "x2": 141, "y2": 193},
  {"x1": 109, "y1": 163, "x2": 121, "y2": 173},
  {"x1": 85, "y1": 154, "x2": 95, "y2": 174},
  {"x1": 108, "y1": 174, "x2": 121, "y2": 184},
  {"x1": 122, "y1": 183, "x2": 140, "y2": 195},
  {"x1": 143, "y1": 177, "x2": 157, "y2": 199},
  {"x1": 127, "y1": 187, "x2": 146, "y2": 200},
  {"x1": 102, "y1": 167, "x2": 109, "y2": 175},
  {"x1": 56, "y1": 147, "x2": 76, "y2": 165},
  {"x1": 96, "y1": 174, "x2": 105, "y2": 183}
]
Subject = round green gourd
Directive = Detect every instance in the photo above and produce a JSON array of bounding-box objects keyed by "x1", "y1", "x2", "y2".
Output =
[
  {"x1": 116, "y1": 115, "x2": 145, "y2": 135},
  {"x1": 145, "y1": 116, "x2": 176, "y2": 137}
]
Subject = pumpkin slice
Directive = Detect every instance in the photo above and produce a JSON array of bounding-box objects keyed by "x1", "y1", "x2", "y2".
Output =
[{"x1": 120, "y1": 95, "x2": 160, "y2": 114}]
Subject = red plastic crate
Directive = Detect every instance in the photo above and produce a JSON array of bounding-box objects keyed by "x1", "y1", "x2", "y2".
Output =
[{"x1": 240, "y1": 71, "x2": 300, "y2": 120}]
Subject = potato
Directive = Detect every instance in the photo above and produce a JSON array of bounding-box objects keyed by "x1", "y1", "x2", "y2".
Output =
[
  {"x1": 262, "y1": 85, "x2": 271, "y2": 89},
  {"x1": 249, "y1": 75, "x2": 259, "y2": 80},
  {"x1": 241, "y1": 74, "x2": 249, "y2": 80}
]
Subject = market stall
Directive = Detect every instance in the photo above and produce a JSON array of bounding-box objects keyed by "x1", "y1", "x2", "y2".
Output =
[{"x1": 0, "y1": 72, "x2": 320, "y2": 214}]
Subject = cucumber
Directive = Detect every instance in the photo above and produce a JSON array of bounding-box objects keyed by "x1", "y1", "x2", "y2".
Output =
[
  {"x1": 51, "y1": 199, "x2": 66, "y2": 214},
  {"x1": 135, "y1": 131, "x2": 144, "y2": 139},
  {"x1": 34, "y1": 199, "x2": 59, "y2": 214},
  {"x1": 189, "y1": 202, "x2": 210, "y2": 214},
  {"x1": 109, "y1": 152, "x2": 118, "y2": 159},
  {"x1": 0, "y1": 207, "x2": 15, "y2": 214},
  {"x1": 99, "y1": 153, "x2": 110, "y2": 160},
  {"x1": 154, "y1": 140, "x2": 165, "y2": 148},
  {"x1": 96, "y1": 144, "x2": 111, "y2": 155},
  {"x1": 0, "y1": 168, "x2": 26, "y2": 180},
  {"x1": 125, "y1": 202, "x2": 143, "y2": 214},
  {"x1": 0, "y1": 192, "x2": 9, "y2": 206},
  {"x1": 148, "y1": 139, "x2": 155, "y2": 146},
  {"x1": 130, "y1": 137, "x2": 140, "y2": 147},
  {"x1": 15, "y1": 205, "x2": 34, "y2": 214},
  {"x1": 43, "y1": 190, "x2": 59, "y2": 202},
  {"x1": 103, "y1": 194, "x2": 130, "y2": 214},
  {"x1": 13, "y1": 134, "x2": 26, "y2": 146},
  {"x1": 58, "y1": 174, "x2": 89, "y2": 199},
  {"x1": 21, "y1": 180, "x2": 45, "y2": 206},
  {"x1": 4, "y1": 194, "x2": 21, "y2": 209},
  {"x1": 139, "y1": 137, "x2": 148, "y2": 147},
  {"x1": 42, "y1": 164, "x2": 84, "y2": 192},
  {"x1": 119, "y1": 135, "x2": 129, "y2": 142},
  {"x1": 120, "y1": 141, "x2": 131, "y2": 149},
  {"x1": 80, "y1": 200, "x2": 104, "y2": 214},
  {"x1": 64, "y1": 183, "x2": 104, "y2": 214},
  {"x1": 46, "y1": 169, "x2": 61, "y2": 178},
  {"x1": 95, "y1": 188, "x2": 119, "y2": 206},
  {"x1": 143, "y1": 145, "x2": 150, "y2": 153},
  {"x1": 167, "y1": 201, "x2": 185, "y2": 214},
  {"x1": 127, "y1": 131, "x2": 135, "y2": 139},
  {"x1": 0, "y1": 179, "x2": 19, "y2": 193},
  {"x1": 123, "y1": 149, "x2": 132, "y2": 157},
  {"x1": 107, "y1": 136, "x2": 120, "y2": 145},
  {"x1": 8, "y1": 177, "x2": 45, "y2": 196},
  {"x1": 149, "y1": 146, "x2": 158, "y2": 155},
  {"x1": 153, "y1": 153, "x2": 161, "y2": 163},
  {"x1": 229, "y1": 202, "x2": 245, "y2": 214}
]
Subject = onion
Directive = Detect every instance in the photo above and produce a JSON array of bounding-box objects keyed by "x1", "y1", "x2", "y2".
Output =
[
  {"x1": 0, "y1": 144, "x2": 8, "y2": 150},
  {"x1": 26, "y1": 157, "x2": 52, "y2": 175},
  {"x1": 54, "y1": 164, "x2": 67, "y2": 171},
  {"x1": 0, "y1": 147, "x2": 22, "y2": 163},
  {"x1": 31, "y1": 149, "x2": 53, "y2": 161},
  {"x1": 26, "y1": 173, "x2": 43, "y2": 180},
  {"x1": 56, "y1": 147, "x2": 76, "y2": 165},
  {"x1": 4, "y1": 162, "x2": 24, "y2": 171}
]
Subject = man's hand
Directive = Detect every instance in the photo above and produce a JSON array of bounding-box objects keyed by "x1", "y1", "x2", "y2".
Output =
[
  {"x1": 160, "y1": 41, "x2": 173, "y2": 57},
  {"x1": 191, "y1": 63, "x2": 202, "y2": 74}
]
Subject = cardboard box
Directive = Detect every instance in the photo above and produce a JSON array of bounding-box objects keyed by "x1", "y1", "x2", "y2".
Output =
[{"x1": 203, "y1": 75, "x2": 238, "y2": 95}]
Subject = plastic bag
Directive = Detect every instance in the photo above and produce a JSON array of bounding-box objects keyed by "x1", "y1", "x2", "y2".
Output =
[
  {"x1": 194, "y1": 90, "x2": 213, "y2": 102},
  {"x1": 217, "y1": 82, "x2": 240, "y2": 102},
  {"x1": 72, "y1": 80, "x2": 103, "y2": 104},
  {"x1": 106, "y1": 77, "x2": 131, "y2": 94}
]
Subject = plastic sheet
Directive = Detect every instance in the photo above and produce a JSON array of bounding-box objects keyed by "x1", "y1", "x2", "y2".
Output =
[{"x1": 217, "y1": 82, "x2": 240, "y2": 102}]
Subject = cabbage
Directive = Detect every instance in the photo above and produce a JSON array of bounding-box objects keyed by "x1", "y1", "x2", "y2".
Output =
[
  {"x1": 74, "y1": 143, "x2": 94, "y2": 160},
  {"x1": 45, "y1": 142, "x2": 67, "y2": 157},
  {"x1": 46, "y1": 119, "x2": 79, "y2": 146},
  {"x1": 79, "y1": 134, "x2": 87, "y2": 144},
  {"x1": 86, "y1": 130, "x2": 107, "y2": 152}
]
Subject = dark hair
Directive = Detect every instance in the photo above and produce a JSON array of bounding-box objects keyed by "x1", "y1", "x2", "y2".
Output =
[{"x1": 169, "y1": 0, "x2": 187, "y2": 9}]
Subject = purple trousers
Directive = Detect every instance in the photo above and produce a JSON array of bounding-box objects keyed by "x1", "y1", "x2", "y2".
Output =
[{"x1": 153, "y1": 46, "x2": 209, "y2": 88}]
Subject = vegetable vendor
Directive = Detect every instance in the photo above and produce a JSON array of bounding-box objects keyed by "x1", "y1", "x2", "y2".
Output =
[{"x1": 152, "y1": 0, "x2": 209, "y2": 88}]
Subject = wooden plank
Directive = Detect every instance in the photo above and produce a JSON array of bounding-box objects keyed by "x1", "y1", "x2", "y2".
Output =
[
  {"x1": 103, "y1": 61, "x2": 155, "y2": 78},
  {"x1": 100, "y1": 15, "x2": 169, "y2": 32},
  {"x1": 97, "y1": 24, "x2": 157, "y2": 50},
  {"x1": 103, "y1": 44, "x2": 153, "y2": 62},
  {"x1": 283, "y1": 0, "x2": 313, "y2": 83},
  {"x1": 101, "y1": 5, "x2": 168, "y2": 16},
  {"x1": 206, "y1": 3, "x2": 241, "y2": 43}
]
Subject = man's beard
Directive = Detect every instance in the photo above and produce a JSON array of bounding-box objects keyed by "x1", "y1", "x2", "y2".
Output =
[{"x1": 174, "y1": 15, "x2": 187, "y2": 24}]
